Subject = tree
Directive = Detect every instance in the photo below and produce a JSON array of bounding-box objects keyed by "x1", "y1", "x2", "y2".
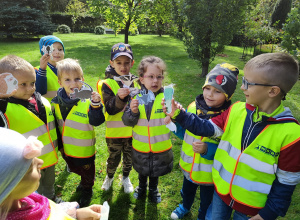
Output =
[
  {"x1": 0, "y1": 0, "x2": 55, "y2": 38},
  {"x1": 280, "y1": 6, "x2": 300, "y2": 61},
  {"x1": 88, "y1": 0, "x2": 150, "y2": 43},
  {"x1": 270, "y1": 0, "x2": 292, "y2": 29},
  {"x1": 66, "y1": 0, "x2": 87, "y2": 32},
  {"x1": 182, "y1": 0, "x2": 255, "y2": 77}
]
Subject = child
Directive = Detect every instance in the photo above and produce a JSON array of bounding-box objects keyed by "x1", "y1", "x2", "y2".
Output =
[
  {"x1": 0, "y1": 55, "x2": 60, "y2": 202},
  {"x1": 163, "y1": 53, "x2": 300, "y2": 219},
  {"x1": 0, "y1": 128, "x2": 103, "y2": 220},
  {"x1": 167, "y1": 63, "x2": 239, "y2": 220},
  {"x1": 52, "y1": 58, "x2": 105, "y2": 207},
  {"x1": 35, "y1": 35, "x2": 65, "y2": 102},
  {"x1": 122, "y1": 56, "x2": 173, "y2": 203},
  {"x1": 96, "y1": 43, "x2": 137, "y2": 193}
]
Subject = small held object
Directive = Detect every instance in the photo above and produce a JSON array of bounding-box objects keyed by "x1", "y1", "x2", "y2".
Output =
[
  {"x1": 69, "y1": 80, "x2": 93, "y2": 102},
  {"x1": 164, "y1": 84, "x2": 175, "y2": 113},
  {"x1": 100, "y1": 201, "x2": 110, "y2": 220}
]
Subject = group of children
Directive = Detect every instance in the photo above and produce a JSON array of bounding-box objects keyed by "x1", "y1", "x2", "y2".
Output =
[{"x1": 0, "y1": 34, "x2": 299, "y2": 220}]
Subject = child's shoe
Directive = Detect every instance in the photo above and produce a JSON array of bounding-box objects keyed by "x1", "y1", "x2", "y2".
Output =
[
  {"x1": 133, "y1": 186, "x2": 146, "y2": 199},
  {"x1": 101, "y1": 175, "x2": 114, "y2": 191},
  {"x1": 78, "y1": 188, "x2": 93, "y2": 207},
  {"x1": 148, "y1": 188, "x2": 161, "y2": 203},
  {"x1": 122, "y1": 176, "x2": 134, "y2": 193},
  {"x1": 170, "y1": 204, "x2": 189, "y2": 219}
]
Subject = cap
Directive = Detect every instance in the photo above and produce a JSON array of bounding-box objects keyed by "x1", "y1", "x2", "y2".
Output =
[
  {"x1": 39, "y1": 35, "x2": 65, "y2": 55},
  {"x1": 111, "y1": 43, "x2": 133, "y2": 61},
  {"x1": 202, "y1": 63, "x2": 239, "y2": 100}
]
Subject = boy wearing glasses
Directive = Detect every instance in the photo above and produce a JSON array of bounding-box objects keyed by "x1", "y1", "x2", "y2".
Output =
[
  {"x1": 96, "y1": 43, "x2": 137, "y2": 193},
  {"x1": 163, "y1": 52, "x2": 300, "y2": 220}
]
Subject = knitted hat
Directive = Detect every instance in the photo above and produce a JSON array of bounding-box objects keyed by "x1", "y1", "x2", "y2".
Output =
[
  {"x1": 0, "y1": 128, "x2": 43, "y2": 204},
  {"x1": 111, "y1": 43, "x2": 133, "y2": 61},
  {"x1": 39, "y1": 35, "x2": 65, "y2": 55},
  {"x1": 202, "y1": 63, "x2": 239, "y2": 100}
]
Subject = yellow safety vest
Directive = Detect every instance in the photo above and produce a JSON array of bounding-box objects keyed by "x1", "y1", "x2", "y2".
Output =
[
  {"x1": 132, "y1": 93, "x2": 172, "y2": 153},
  {"x1": 36, "y1": 65, "x2": 60, "y2": 103},
  {"x1": 5, "y1": 97, "x2": 58, "y2": 169},
  {"x1": 180, "y1": 102, "x2": 218, "y2": 184},
  {"x1": 53, "y1": 100, "x2": 96, "y2": 158},
  {"x1": 212, "y1": 102, "x2": 300, "y2": 209},
  {"x1": 47, "y1": 199, "x2": 75, "y2": 220},
  {"x1": 97, "y1": 78, "x2": 138, "y2": 138}
]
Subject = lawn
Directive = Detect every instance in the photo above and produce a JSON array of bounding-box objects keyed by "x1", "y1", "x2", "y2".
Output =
[{"x1": 0, "y1": 33, "x2": 299, "y2": 219}]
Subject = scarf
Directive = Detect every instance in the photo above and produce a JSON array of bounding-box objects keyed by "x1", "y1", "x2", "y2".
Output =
[{"x1": 6, "y1": 193, "x2": 51, "y2": 220}]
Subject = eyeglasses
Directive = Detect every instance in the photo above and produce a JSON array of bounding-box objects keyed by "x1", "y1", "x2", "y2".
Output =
[
  {"x1": 242, "y1": 77, "x2": 286, "y2": 100},
  {"x1": 143, "y1": 75, "x2": 164, "y2": 81}
]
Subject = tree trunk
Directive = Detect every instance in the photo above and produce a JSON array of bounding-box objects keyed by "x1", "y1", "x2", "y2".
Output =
[
  {"x1": 201, "y1": 62, "x2": 209, "y2": 77},
  {"x1": 124, "y1": 19, "x2": 131, "y2": 44}
]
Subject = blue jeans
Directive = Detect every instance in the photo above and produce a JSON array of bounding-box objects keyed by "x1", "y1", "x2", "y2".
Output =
[
  {"x1": 181, "y1": 176, "x2": 214, "y2": 220},
  {"x1": 211, "y1": 191, "x2": 249, "y2": 220}
]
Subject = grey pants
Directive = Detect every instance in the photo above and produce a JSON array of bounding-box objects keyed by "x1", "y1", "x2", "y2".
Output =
[{"x1": 37, "y1": 165, "x2": 55, "y2": 199}]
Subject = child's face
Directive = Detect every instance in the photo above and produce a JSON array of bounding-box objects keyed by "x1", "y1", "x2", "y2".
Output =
[
  {"x1": 49, "y1": 42, "x2": 64, "y2": 66},
  {"x1": 203, "y1": 85, "x2": 226, "y2": 108},
  {"x1": 11, "y1": 157, "x2": 43, "y2": 200},
  {"x1": 58, "y1": 71, "x2": 83, "y2": 96},
  {"x1": 110, "y1": 56, "x2": 133, "y2": 76},
  {"x1": 140, "y1": 65, "x2": 164, "y2": 93},
  {"x1": 12, "y1": 70, "x2": 36, "y2": 100},
  {"x1": 241, "y1": 69, "x2": 271, "y2": 109}
]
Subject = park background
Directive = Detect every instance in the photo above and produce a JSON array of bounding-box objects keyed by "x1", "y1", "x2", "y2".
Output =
[{"x1": 1, "y1": 0, "x2": 300, "y2": 219}]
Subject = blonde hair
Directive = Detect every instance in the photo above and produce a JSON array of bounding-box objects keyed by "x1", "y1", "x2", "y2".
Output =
[
  {"x1": 137, "y1": 56, "x2": 166, "y2": 85},
  {"x1": 56, "y1": 58, "x2": 83, "y2": 80},
  {"x1": 0, "y1": 55, "x2": 34, "y2": 75},
  {"x1": 244, "y1": 52, "x2": 299, "y2": 94}
]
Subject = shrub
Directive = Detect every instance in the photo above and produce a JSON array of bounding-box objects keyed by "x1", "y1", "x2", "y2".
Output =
[
  {"x1": 57, "y1": 24, "x2": 71, "y2": 34},
  {"x1": 94, "y1": 26, "x2": 106, "y2": 35},
  {"x1": 129, "y1": 28, "x2": 139, "y2": 36}
]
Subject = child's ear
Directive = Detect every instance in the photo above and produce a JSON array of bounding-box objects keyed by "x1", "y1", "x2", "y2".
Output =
[
  {"x1": 139, "y1": 76, "x2": 144, "y2": 84},
  {"x1": 131, "y1": 60, "x2": 135, "y2": 67},
  {"x1": 58, "y1": 80, "x2": 63, "y2": 87},
  {"x1": 109, "y1": 60, "x2": 114, "y2": 67},
  {"x1": 269, "y1": 86, "x2": 281, "y2": 98}
]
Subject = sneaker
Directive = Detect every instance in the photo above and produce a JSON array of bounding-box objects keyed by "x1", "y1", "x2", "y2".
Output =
[
  {"x1": 101, "y1": 175, "x2": 114, "y2": 191},
  {"x1": 148, "y1": 188, "x2": 161, "y2": 203},
  {"x1": 133, "y1": 186, "x2": 146, "y2": 199},
  {"x1": 170, "y1": 204, "x2": 189, "y2": 219},
  {"x1": 122, "y1": 177, "x2": 134, "y2": 193}
]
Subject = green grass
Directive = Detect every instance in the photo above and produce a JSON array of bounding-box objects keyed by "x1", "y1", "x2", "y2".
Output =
[{"x1": 1, "y1": 33, "x2": 299, "y2": 219}]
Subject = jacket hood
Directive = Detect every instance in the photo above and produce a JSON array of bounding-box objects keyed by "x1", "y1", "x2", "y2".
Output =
[{"x1": 105, "y1": 65, "x2": 120, "y2": 79}]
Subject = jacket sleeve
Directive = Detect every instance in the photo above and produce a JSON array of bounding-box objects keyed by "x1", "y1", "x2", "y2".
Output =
[
  {"x1": 35, "y1": 68, "x2": 47, "y2": 95},
  {"x1": 102, "y1": 83, "x2": 129, "y2": 115},
  {"x1": 88, "y1": 105, "x2": 105, "y2": 126},
  {"x1": 172, "y1": 122, "x2": 185, "y2": 140},
  {"x1": 175, "y1": 110, "x2": 216, "y2": 137},
  {"x1": 122, "y1": 100, "x2": 139, "y2": 127},
  {"x1": 52, "y1": 108, "x2": 64, "y2": 151}
]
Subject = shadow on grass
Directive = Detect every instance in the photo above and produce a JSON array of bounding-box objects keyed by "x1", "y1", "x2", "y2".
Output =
[
  {"x1": 133, "y1": 196, "x2": 147, "y2": 220},
  {"x1": 55, "y1": 166, "x2": 71, "y2": 196}
]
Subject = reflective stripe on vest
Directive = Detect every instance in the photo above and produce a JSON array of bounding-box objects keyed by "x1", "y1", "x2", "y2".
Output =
[
  {"x1": 212, "y1": 102, "x2": 300, "y2": 208},
  {"x1": 132, "y1": 93, "x2": 172, "y2": 153},
  {"x1": 180, "y1": 102, "x2": 217, "y2": 184},
  {"x1": 36, "y1": 65, "x2": 59, "y2": 103},
  {"x1": 5, "y1": 97, "x2": 58, "y2": 169},
  {"x1": 97, "y1": 78, "x2": 134, "y2": 138},
  {"x1": 54, "y1": 100, "x2": 96, "y2": 158}
]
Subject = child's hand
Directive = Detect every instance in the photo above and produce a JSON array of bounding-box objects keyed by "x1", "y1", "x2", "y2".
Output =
[
  {"x1": 161, "y1": 98, "x2": 183, "y2": 117},
  {"x1": 117, "y1": 88, "x2": 130, "y2": 100},
  {"x1": 76, "y1": 204, "x2": 102, "y2": 220},
  {"x1": 164, "y1": 116, "x2": 171, "y2": 125},
  {"x1": 40, "y1": 54, "x2": 50, "y2": 70},
  {"x1": 192, "y1": 141, "x2": 208, "y2": 154},
  {"x1": 130, "y1": 99, "x2": 139, "y2": 114},
  {"x1": 91, "y1": 91, "x2": 101, "y2": 104},
  {"x1": 249, "y1": 214, "x2": 264, "y2": 220}
]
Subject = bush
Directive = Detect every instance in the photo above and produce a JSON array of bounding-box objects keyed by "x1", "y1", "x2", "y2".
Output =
[
  {"x1": 94, "y1": 26, "x2": 106, "y2": 35},
  {"x1": 57, "y1": 24, "x2": 71, "y2": 34}
]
